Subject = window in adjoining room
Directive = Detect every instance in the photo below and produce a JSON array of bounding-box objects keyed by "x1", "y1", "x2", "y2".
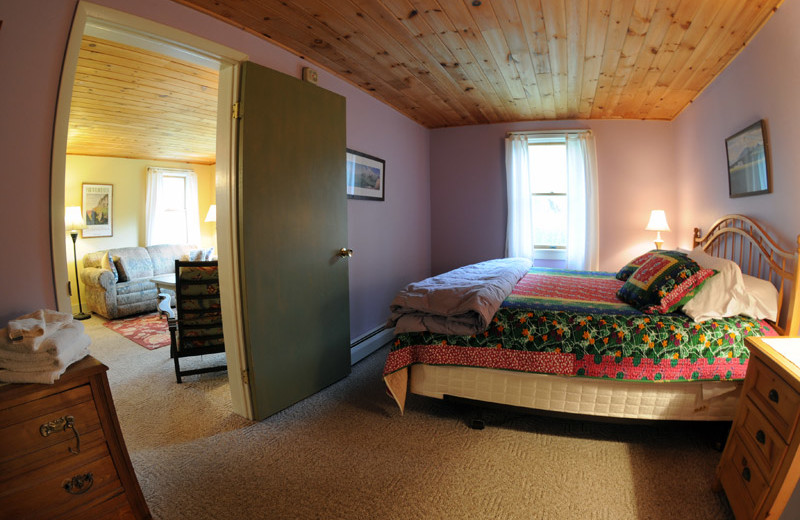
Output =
[
  {"x1": 505, "y1": 131, "x2": 599, "y2": 270},
  {"x1": 145, "y1": 167, "x2": 201, "y2": 246}
]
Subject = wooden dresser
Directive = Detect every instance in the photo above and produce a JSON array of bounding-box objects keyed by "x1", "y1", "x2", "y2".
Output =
[
  {"x1": 716, "y1": 336, "x2": 800, "y2": 519},
  {"x1": 0, "y1": 356, "x2": 150, "y2": 519}
]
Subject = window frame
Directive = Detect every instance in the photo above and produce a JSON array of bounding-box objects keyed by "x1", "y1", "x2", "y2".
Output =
[{"x1": 527, "y1": 137, "x2": 568, "y2": 259}]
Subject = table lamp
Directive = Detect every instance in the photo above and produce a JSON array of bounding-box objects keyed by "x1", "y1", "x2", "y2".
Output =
[
  {"x1": 204, "y1": 204, "x2": 216, "y2": 223},
  {"x1": 645, "y1": 210, "x2": 670, "y2": 250},
  {"x1": 65, "y1": 206, "x2": 91, "y2": 320}
]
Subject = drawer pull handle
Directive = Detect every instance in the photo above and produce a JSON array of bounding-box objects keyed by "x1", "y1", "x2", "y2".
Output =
[
  {"x1": 742, "y1": 467, "x2": 751, "y2": 482},
  {"x1": 39, "y1": 415, "x2": 81, "y2": 454},
  {"x1": 756, "y1": 430, "x2": 766, "y2": 444},
  {"x1": 769, "y1": 389, "x2": 780, "y2": 403},
  {"x1": 63, "y1": 472, "x2": 93, "y2": 495}
]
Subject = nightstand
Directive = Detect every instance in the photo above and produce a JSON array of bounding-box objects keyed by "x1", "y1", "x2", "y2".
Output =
[{"x1": 716, "y1": 336, "x2": 800, "y2": 519}]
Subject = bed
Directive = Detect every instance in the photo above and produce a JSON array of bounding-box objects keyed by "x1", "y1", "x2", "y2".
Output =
[{"x1": 383, "y1": 215, "x2": 800, "y2": 421}]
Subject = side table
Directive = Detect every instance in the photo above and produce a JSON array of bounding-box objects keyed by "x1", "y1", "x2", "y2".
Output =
[{"x1": 715, "y1": 336, "x2": 800, "y2": 519}]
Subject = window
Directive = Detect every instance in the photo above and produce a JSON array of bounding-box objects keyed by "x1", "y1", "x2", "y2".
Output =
[
  {"x1": 528, "y1": 139, "x2": 567, "y2": 259},
  {"x1": 505, "y1": 131, "x2": 599, "y2": 270},
  {"x1": 145, "y1": 167, "x2": 201, "y2": 246}
]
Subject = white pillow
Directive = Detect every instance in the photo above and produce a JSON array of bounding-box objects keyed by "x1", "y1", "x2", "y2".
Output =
[
  {"x1": 682, "y1": 247, "x2": 748, "y2": 322},
  {"x1": 739, "y1": 274, "x2": 779, "y2": 321}
]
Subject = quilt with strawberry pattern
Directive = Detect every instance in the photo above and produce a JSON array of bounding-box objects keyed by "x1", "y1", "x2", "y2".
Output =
[{"x1": 383, "y1": 268, "x2": 775, "y2": 383}]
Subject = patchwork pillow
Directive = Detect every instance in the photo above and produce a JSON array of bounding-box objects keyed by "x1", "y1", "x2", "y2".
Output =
[
  {"x1": 616, "y1": 252, "x2": 716, "y2": 314},
  {"x1": 615, "y1": 250, "x2": 676, "y2": 281},
  {"x1": 100, "y1": 252, "x2": 119, "y2": 283}
]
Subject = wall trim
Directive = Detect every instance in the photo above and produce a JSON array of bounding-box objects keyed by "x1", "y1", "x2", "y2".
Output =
[{"x1": 351, "y1": 326, "x2": 394, "y2": 365}]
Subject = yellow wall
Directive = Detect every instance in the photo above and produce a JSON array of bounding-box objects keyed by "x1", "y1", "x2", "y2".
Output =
[{"x1": 64, "y1": 155, "x2": 216, "y2": 312}]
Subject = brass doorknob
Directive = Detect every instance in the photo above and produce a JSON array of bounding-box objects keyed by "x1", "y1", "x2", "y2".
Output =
[{"x1": 338, "y1": 248, "x2": 353, "y2": 258}]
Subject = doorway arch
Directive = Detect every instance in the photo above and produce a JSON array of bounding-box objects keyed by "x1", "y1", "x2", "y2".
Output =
[{"x1": 50, "y1": 1, "x2": 253, "y2": 418}]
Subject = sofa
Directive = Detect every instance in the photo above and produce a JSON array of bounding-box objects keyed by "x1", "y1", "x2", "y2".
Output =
[{"x1": 80, "y1": 244, "x2": 203, "y2": 319}]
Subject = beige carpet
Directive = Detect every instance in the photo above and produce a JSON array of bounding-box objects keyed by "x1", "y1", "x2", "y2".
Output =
[{"x1": 87, "y1": 315, "x2": 734, "y2": 519}]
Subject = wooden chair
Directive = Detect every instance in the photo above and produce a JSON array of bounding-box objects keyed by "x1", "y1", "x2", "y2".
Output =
[{"x1": 168, "y1": 260, "x2": 227, "y2": 383}]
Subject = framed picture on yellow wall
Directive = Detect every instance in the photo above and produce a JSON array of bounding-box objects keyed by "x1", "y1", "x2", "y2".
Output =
[{"x1": 82, "y1": 183, "x2": 113, "y2": 237}]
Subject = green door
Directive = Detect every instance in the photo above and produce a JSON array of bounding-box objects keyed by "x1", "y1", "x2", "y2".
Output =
[{"x1": 238, "y1": 62, "x2": 350, "y2": 420}]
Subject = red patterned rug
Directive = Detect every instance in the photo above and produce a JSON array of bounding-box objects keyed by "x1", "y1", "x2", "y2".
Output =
[{"x1": 103, "y1": 313, "x2": 171, "y2": 350}]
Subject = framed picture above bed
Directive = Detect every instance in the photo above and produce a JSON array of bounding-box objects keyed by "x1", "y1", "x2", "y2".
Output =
[
  {"x1": 725, "y1": 120, "x2": 771, "y2": 198},
  {"x1": 346, "y1": 149, "x2": 385, "y2": 201}
]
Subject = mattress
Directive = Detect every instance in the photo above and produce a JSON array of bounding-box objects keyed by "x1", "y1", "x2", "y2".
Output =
[{"x1": 409, "y1": 363, "x2": 742, "y2": 421}]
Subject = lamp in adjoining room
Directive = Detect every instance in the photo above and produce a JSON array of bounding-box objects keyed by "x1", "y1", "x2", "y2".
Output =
[
  {"x1": 645, "y1": 210, "x2": 670, "y2": 250},
  {"x1": 204, "y1": 204, "x2": 216, "y2": 223},
  {"x1": 65, "y1": 206, "x2": 91, "y2": 320}
]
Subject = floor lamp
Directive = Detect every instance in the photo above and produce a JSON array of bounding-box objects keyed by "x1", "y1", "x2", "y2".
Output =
[{"x1": 65, "y1": 206, "x2": 91, "y2": 320}]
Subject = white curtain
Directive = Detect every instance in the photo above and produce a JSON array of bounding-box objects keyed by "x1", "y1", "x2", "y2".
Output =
[
  {"x1": 565, "y1": 132, "x2": 600, "y2": 270},
  {"x1": 145, "y1": 168, "x2": 164, "y2": 246},
  {"x1": 145, "y1": 167, "x2": 201, "y2": 246},
  {"x1": 184, "y1": 173, "x2": 201, "y2": 246},
  {"x1": 505, "y1": 134, "x2": 534, "y2": 260}
]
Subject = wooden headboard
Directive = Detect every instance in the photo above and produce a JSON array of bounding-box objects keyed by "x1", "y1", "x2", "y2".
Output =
[{"x1": 693, "y1": 214, "x2": 800, "y2": 335}]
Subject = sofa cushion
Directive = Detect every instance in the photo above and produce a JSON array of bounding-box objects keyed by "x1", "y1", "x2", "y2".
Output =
[
  {"x1": 147, "y1": 244, "x2": 197, "y2": 275},
  {"x1": 83, "y1": 250, "x2": 106, "y2": 269},
  {"x1": 182, "y1": 247, "x2": 215, "y2": 261},
  {"x1": 110, "y1": 247, "x2": 154, "y2": 281},
  {"x1": 115, "y1": 280, "x2": 159, "y2": 306},
  {"x1": 100, "y1": 252, "x2": 119, "y2": 283}
]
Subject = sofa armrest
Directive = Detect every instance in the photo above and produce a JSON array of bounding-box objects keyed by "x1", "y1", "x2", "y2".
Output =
[{"x1": 81, "y1": 266, "x2": 115, "y2": 290}]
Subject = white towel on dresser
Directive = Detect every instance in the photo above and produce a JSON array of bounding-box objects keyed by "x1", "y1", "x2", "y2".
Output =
[
  {"x1": 6, "y1": 309, "x2": 74, "y2": 351},
  {"x1": 0, "y1": 367, "x2": 72, "y2": 385},
  {"x1": 0, "y1": 330, "x2": 90, "y2": 372},
  {"x1": 0, "y1": 323, "x2": 85, "y2": 356},
  {"x1": 0, "y1": 319, "x2": 91, "y2": 384}
]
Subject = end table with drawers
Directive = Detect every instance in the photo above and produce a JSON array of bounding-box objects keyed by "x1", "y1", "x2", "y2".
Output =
[{"x1": 716, "y1": 336, "x2": 800, "y2": 519}]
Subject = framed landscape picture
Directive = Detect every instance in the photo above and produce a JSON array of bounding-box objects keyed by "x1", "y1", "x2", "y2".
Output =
[
  {"x1": 82, "y1": 183, "x2": 113, "y2": 237},
  {"x1": 725, "y1": 120, "x2": 771, "y2": 198},
  {"x1": 346, "y1": 149, "x2": 385, "y2": 201}
]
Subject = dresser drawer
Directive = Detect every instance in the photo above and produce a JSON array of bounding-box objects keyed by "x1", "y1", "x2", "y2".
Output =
[
  {"x1": 0, "y1": 395, "x2": 103, "y2": 469},
  {"x1": 719, "y1": 455, "x2": 756, "y2": 520},
  {"x1": 747, "y1": 357, "x2": 800, "y2": 441},
  {"x1": 724, "y1": 435, "x2": 769, "y2": 511},
  {"x1": 739, "y1": 396, "x2": 788, "y2": 477},
  {"x1": 0, "y1": 443, "x2": 123, "y2": 520}
]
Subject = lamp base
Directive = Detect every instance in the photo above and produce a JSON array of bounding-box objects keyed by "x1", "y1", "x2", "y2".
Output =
[{"x1": 73, "y1": 312, "x2": 91, "y2": 321}]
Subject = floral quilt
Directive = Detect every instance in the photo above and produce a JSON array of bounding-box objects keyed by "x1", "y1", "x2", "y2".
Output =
[{"x1": 384, "y1": 268, "x2": 775, "y2": 383}]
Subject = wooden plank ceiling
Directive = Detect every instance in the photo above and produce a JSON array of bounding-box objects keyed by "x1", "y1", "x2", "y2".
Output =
[
  {"x1": 172, "y1": 0, "x2": 782, "y2": 128},
  {"x1": 67, "y1": 36, "x2": 219, "y2": 165}
]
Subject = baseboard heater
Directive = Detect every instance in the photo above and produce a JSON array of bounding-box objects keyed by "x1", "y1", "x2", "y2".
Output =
[{"x1": 350, "y1": 325, "x2": 394, "y2": 365}]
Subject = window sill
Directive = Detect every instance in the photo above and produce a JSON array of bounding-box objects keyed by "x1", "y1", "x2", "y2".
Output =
[{"x1": 534, "y1": 249, "x2": 566, "y2": 261}]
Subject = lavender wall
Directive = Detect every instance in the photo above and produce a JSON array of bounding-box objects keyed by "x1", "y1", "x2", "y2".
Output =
[
  {"x1": 673, "y1": 0, "x2": 800, "y2": 254},
  {"x1": 0, "y1": 0, "x2": 431, "y2": 337},
  {"x1": 671, "y1": 0, "x2": 800, "y2": 314},
  {"x1": 430, "y1": 120, "x2": 678, "y2": 275}
]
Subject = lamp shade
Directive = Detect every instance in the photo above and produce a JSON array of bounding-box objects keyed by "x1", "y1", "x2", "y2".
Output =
[
  {"x1": 204, "y1": 204, "x2": 216, "y2": 223},
  {"x1": 645, "y1": 210, "x2": 670, "y2": 232},
  {"x1": 65, "y1": 206, "x2": 86, "y2": 231}
]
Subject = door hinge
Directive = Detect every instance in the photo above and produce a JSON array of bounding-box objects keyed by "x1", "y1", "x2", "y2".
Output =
[
  {"x1": 232, "y1": 102, "x2": 241, "y2": 120},
  {"x1": 241, "y1": 369, "x2": 249, "y2": 385}
]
